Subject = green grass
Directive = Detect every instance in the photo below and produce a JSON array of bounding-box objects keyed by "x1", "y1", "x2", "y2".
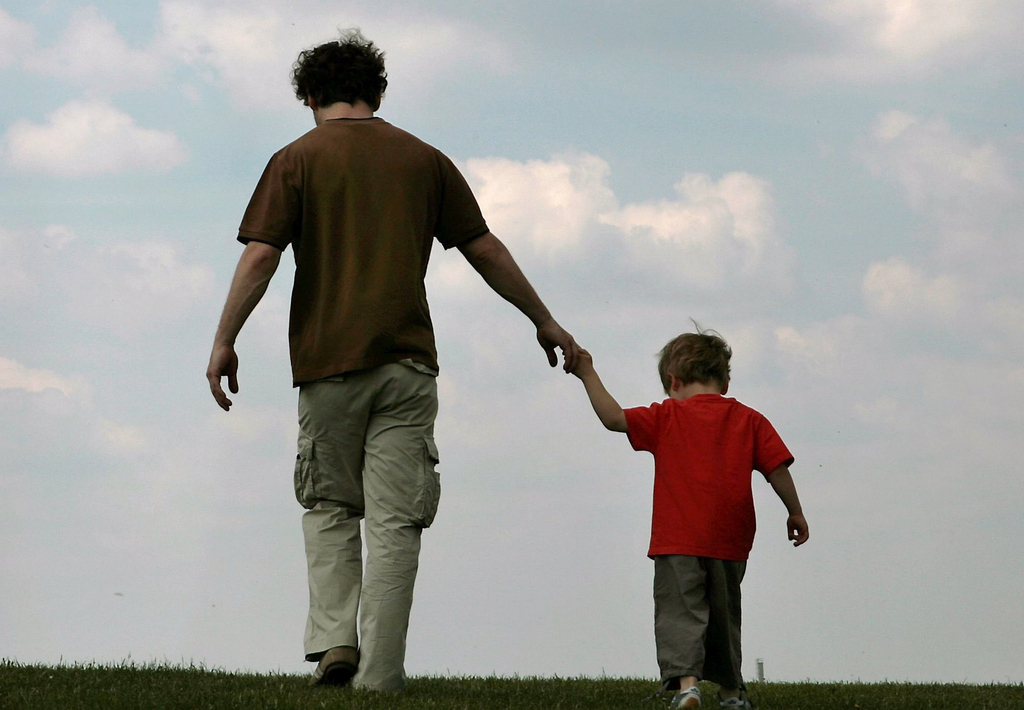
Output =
[{"x1": 1, "y1": 661, "x2": 1022, "y2": 709}]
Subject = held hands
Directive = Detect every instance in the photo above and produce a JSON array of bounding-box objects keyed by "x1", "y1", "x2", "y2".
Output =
[
  {"x1": 787, "y1": 513, "x2": 809, "y2": 547},
  {"x1": 206, "y1": 343, "x2": 239, "y2": 411},
  {"x1": 536, "y1": 319, "x2": 581, "y2": 373},
  {"x1": 570, "y1": 347, "x2": 595, "y2": 379}
]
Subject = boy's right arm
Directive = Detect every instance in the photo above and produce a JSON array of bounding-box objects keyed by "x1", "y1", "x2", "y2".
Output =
[{"x1": 571, "y1": 349, "x2": 628, "y2": 433}]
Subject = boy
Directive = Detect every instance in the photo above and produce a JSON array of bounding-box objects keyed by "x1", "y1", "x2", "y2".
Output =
[{"x1": 571, "y1": 327, "x2": 808, "y2": 709}]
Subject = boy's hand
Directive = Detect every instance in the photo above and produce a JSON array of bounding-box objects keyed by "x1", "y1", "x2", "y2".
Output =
[
  {"x1": 570, "y1": 348, "x2": 595, "y2": 379},
  {"x1": 787, "y1": 514, "x2": 809, "y2": 547}
]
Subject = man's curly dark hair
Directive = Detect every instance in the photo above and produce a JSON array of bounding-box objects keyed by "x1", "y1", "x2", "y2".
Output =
[{"x1": 292, "y1": 29, "x2": 388, "y2": 110}]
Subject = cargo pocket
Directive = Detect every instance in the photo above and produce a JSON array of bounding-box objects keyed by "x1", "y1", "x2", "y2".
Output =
[
  {"x1": 293, "y1": 431, "x2": 318, "y2": 510},
  {"x1": 415, "y1": 438, "x2": 441, "y2": 528}
]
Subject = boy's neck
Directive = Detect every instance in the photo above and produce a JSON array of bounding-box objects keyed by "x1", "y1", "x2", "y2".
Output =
[{"x1": 668, "y1": 379, "x2": 727, "y2": 401}]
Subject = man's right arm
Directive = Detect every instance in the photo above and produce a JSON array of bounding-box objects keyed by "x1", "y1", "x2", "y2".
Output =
[
  {"x1": 206, "y1": 240, "x2": 282, "y2": 411},
  {"x1": 458, "y1": 232, "x2": 579, "y2": 372}
]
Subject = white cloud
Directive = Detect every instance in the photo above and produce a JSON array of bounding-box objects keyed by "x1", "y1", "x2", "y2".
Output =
[
  {"x1": 437, "y1": 155, "x2": 791, "y2": 298},
  {"x1": 862, "y1": 257, "x2": 964, "y2": 322},
  {"x1": 0, "y1": 7, "x2": 34, "y2": 68},
  {"x1": 979, "y1": 297, "x2": 1024, "y2": 353},
  {"x1": 24, "y1": 7, "x2": 163, "y2": 93},
  {"x1": 772, "y1": 0, "x2": 1023, "y2": 80},
  {"x1": 67, "y1": 240, "x2": 216, "y2": 335},
  {"x1": 806, "y1": 0, "x2": 992, "y2": 58},
  {"x1": 0, "y1": 228, "x2": 33, "y2": 300},
  {"x1": 601, "y1": 171, "x2": 789, "y2": 289},
  {"x1": 3, "y1": 100, "x2": 188, "y2": 177},
  {"x1": 854, "y1": 395, "x2": 903, "y2": 426},
  {"x1": 158, "y1": 0, "x2": 291, "y2": 108},
  {"x1": 42, "y1": 225, "x2": 77, "y2": 251},
  {"x1": 93, "y1": 418, "x2": 148, "y2": 455},
  {"x1": 465, "y1": 153, "x2": 616, "y2": 258},
  {"x1": 157, "y1": 0, "x2": 512, "y2": 110},
  {"x1": 107, "y1": 241, "x2": 214, "y2": 296},
  {"x1": 862, "y1": 110, "x2": 1024, "y2": 284},
  {"x1": 0, "y1": 358, "x2": 76, "y2": 396},
  {"x1": 867, "y1": 111, "x2": 1017, "y2": 216},
  {"x1": 774, "y1": 321, "x2": 839, "y2": 377},
  {"x1": 0, "y1": 225, "x2": 79, "y2": 302}
]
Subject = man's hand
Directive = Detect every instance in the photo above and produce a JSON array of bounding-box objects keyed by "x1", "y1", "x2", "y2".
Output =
[
  {"x1": 787, "y1": 513, "x2": 809, "y2": 547},
  {"x1": 206, "y1": 241, "x2": 281, "y2": 411},
  {"x1": 207, "y1": 344, "x2": 239, "y2": 411},
  {"x1": 536, "y1": 319, "x2": 580, "y2": 372}
]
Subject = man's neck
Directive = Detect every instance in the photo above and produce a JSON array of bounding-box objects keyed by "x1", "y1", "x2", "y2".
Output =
[{"x1": 313, "y1": 100, "x2": 375, "y2": 126}]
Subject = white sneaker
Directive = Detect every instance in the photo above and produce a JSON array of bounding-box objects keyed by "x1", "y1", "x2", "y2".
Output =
[
  {"x1": 718, "y1": 689, "x2": 753, "y2": 708},
  {"x1": 670, "y1": 685, "x2": 702, "y2": 708}
]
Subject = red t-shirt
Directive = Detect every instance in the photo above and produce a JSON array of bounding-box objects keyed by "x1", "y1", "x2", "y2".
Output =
[{"x1": 624, "y1": 394, "x2": 793, "y2": 561}]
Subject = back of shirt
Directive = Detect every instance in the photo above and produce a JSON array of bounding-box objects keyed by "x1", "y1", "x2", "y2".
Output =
[
  {"x1": 624, "y1": 394, "x2": 794, "y2": 561},
  {"x1": 238, "y1": 118, "x2": 489, "y2": 384}
]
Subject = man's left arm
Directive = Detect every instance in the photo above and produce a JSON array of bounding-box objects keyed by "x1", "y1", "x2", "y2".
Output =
[
  {"x1": 206, "y1": 241, "x2": 282, "y2": 411},
  {"x1": 458, "y1": 232, "x2": 579, "y2": 372}
]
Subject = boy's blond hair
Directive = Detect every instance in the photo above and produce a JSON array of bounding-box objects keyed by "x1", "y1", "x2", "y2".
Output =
[{"x1": 657, "y1": 323, "x2": 732, "y2": 394}]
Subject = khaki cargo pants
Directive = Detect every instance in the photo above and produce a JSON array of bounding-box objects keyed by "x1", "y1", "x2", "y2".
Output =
[
  {"x1": 295, "y1": 360, "x2": 440, "y2": 691},
  {"x1": 653, "y1": 555, "x2": 747, "y2": 689}
]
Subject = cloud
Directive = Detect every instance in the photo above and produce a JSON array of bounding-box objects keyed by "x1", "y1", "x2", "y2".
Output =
[
  {"x1": 600, "y1": 171, "x2": 790, "y2": 290},
  {"x1": 0, "y1": 8, "x2": 33, "y2": 68},
  {"x1": 771, "y1": 0, "x2": 1023, "y2": 80},
  {"x1": 93, "y1": 418, "x2": 148, "y2": 456},
  {"x1": 0, "y1": 228, "x2": 33, "y2": 300},
  {"x1": 0, "y1": 358, "x2": 76, "y2": 396},
  {"x1": 866, "y1": 111, "x2": 1017, "y2": 219},
  {"x1": 434, "y1": 154, "x2": 792, "y2": 304},
  {"x1": 775, "y1": 323, "x2": 844, "y2": 378},
  {"x1": 66, "y1": 240, "x2": 216, "y2": 336},
  {"x1": 24, "y1": 7, "x2": 164, "y2": 93},
  {"x1": 438, "y1": 154, "x2": 792, "y2": 301},
  {"x1": 464, "y1": 153, "x2": 616, "y2": 259},
  {"x1": 981, "y1": 297, "x2": 1024, "y2": 352},
  {"x1": 157, "y1": 0, "x2": 512, "y2": 110},
  {"x1": 3, "y1": 100, "x2": 188, "y2": 177},
  {"x1": 862, "y1": 257, "x2": 964, "y2": 322},
  {"x1": 861, "y1": 110, "x2": 1024, "y2": 287}
]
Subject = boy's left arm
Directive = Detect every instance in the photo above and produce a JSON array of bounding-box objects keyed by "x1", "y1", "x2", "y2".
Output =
[{"x1": 766, "y1": 465, "x2": 809, "y2": 546}]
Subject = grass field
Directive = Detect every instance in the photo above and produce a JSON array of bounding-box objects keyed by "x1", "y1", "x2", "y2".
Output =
[{"x1": 2, "y1": 661, "x2": 1022, "y2": 709}]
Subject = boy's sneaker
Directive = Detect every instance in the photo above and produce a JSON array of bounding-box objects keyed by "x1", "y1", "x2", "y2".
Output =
[
  {"x1": 670, "y1": 686, "x2": 702, "y2": 709},
  {"x1": 718, "y1": 688, "x2": 753, "y2": 709}
]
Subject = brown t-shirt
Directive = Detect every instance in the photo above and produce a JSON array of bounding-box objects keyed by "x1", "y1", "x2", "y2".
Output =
[{"x1": 237, "y1": 118, "x2": 488, "y2": 385}]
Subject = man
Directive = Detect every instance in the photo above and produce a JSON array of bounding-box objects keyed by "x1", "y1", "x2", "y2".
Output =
[{"x1": 205, "y1": 30, "x2": 579, "y2": 692}]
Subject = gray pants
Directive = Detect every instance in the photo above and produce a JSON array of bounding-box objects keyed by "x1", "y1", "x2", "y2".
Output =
[
  {"x1": 295, "y1": 361, "x2": 440, "y2": 691},
  {"x1": 653, "y1": 555, "x2": 746, "y2": 689}
]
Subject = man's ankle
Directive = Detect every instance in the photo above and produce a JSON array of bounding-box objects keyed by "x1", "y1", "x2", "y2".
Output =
[{"x1": 720, "y1": 687, "x2": 741, "y2": 699}]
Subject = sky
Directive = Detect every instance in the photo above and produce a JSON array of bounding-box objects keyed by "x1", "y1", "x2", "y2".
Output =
[{"x1": 1, "y1": 0, "x2": 1023, "y2": 686}]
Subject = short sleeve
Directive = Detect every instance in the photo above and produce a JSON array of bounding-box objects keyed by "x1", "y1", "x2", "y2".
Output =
[
  {"x1": 752, "y1": 413, "x2": 794, "y2": 477},
  {"x1": 623, "y1": 402, "x2": 663, "y2": 453},
  {"x1": 434, "y1": 155, "x2": 489, "y2": 250},
  {"x1": 237, "y1": 151, "x2": 301, "y2": 250}
]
